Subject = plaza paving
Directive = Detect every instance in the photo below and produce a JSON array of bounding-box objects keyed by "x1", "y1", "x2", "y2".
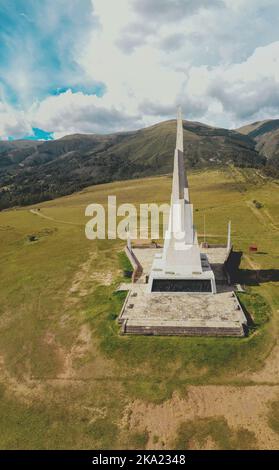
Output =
[{"x1": 118, "y1": 247, "x2": 247, "y2": 337}]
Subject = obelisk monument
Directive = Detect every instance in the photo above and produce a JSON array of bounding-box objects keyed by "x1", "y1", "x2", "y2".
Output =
[{"x1": 148, "y1": 108, "x2": 216, "y2": 293}]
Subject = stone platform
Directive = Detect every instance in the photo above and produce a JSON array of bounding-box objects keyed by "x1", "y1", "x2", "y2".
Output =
[{"x1": 118, "y1": 248, "x2": 247, "y2": 337}]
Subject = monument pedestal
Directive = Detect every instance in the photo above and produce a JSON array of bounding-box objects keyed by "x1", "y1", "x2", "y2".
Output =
[
  {"x1": 148, "y1": 252, "x2": 216, "y2": 293},
  {"x1": 118, "y1": 247, "x2": 247, "y2": 337}
]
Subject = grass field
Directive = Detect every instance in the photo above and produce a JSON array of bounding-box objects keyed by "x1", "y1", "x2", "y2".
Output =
[{"x1": 0, "y1": 167, "x2": 278, "y2": 449}]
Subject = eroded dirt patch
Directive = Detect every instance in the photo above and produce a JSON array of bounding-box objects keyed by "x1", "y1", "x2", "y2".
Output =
[
  {"x1": 67, "y1": 251, "x2": 98, "y2": 304},
  {"x1": 122, "y1": 386, "x2": 279, "y2": 449}
]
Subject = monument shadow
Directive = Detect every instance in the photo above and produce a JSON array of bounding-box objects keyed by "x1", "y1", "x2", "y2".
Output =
[{"x1": 227, "y1": 250, "x2": 279, "y2": 286}]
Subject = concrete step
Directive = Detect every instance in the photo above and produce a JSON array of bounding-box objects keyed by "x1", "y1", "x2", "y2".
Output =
[{"x1": 123, "y1": 321, "x2": 244, "y2": 337}]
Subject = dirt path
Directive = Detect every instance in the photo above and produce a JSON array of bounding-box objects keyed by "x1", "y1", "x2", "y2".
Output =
[
  {"x1": 30, "y1": 208, "x2": 83, "y2": 227},
  {"x1": 263, "y1": 208, "x2": 279, "y2": 230},
  {"x1": 246, "y1": 201, "x2": 278, "y2": 232}
]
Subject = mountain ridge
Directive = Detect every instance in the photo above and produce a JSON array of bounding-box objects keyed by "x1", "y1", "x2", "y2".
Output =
[
  {"x1": 237, "y1": 118, "x2": 279, "y2": 172},
  {"x1": 0, "y1": 118, "x2": 277, "y2": 209}
]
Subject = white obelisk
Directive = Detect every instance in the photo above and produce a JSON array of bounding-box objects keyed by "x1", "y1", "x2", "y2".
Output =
[
  {"x1": 162, "y1": 107, "x2": 202, "y2": 273},
  {"x1": 148, "y1": 107, "x2": 216, "y2": 293}
]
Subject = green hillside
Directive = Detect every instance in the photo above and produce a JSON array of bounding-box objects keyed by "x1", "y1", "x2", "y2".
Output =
[
  {"x1": 238, "y1": 119, "x2": 279, "y2": 174},
  {"x1": 0, "y1": 168, "x2": 278, "y2": 449},
  {"x1": 0, "y1": 120, "x2": 263, "y2": 209}
]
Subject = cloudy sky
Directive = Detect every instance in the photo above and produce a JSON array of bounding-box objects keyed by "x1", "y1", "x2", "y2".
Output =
[{"x1": 1, "y1": 0, "x2": 279, "y2": 140}]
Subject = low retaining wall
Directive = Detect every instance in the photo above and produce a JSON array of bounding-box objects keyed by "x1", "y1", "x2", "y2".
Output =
[
  {"x1": 223, "y1": 246, "x2": 235, "y2": 285},
  {"x1": 124, "y1": 246, "x2": 143, "y2": 283},
  {"x1": 201, "y1": 243, "x2": 227, "y2": 249},
  {"x1": 122, "y1": 323, "x2": 244, "y2": 337},
  {"x1": 131, "y1": 242, "x2": 162, "y2": 249},
  {"x1": 118, "y1": 291, "x2": 130, "y2": 325}
]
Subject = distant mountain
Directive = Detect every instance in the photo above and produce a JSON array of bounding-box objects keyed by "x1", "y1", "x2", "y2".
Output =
[
  {"x1": 237, "y1": 119, "x2": 279, "y2": 171},
  {"x1": 0, "y1": 119, "x2": 269, "y2": 209},
  {"x1": 0, "y1": 140, "x2": 43, "y2": 167}
]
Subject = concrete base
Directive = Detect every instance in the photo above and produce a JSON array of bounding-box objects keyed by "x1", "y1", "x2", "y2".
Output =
[
  {"x1": 148, "y1": 252, "x2": 216, "y2": 293},
  {"x1": 117, "y1": 247, "x2": 247, "y2": 337}
]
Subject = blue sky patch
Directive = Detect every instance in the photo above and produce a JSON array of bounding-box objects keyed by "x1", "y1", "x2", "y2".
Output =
[
  {"x1": 51, "y1": 83, "x2": 106, "y2": 98},
  {"x1": 0, "y1": 0, "x2": 102, "y2": 106},
  {"x1": 8, "y1": 127, "x2": 54, "y2": 141}
]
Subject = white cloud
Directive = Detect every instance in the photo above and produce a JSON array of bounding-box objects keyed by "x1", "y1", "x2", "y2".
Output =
[
  {"x1": 203, "y1": 41, "x2": 279, "y2": 125},
  {"x1": 29, "y1": 90, "x2": 143, "y2": 138},
  {"x1": 75, "y1": 0, "x2": 279, "y2": 131},
  {"x1": 1, "y1": 0, "x2": 279, "y2": 138},
  {"x1": 132, "y1": 0, "x2": 224, "y2": 23},
  {"x1": 0, "y1": 102, "x2": 32, "y2": 139}
]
